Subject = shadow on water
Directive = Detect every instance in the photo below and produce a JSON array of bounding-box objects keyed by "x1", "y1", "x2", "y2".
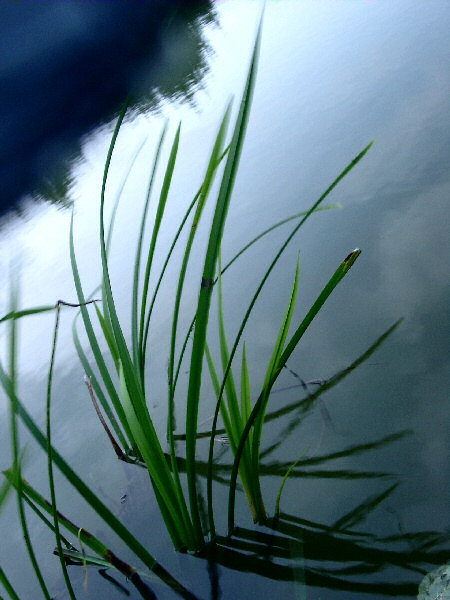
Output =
[
  {"x1": 0, "y1": 1, "x2": 215, "y2": 213},
  {"x1": 51, "y1": 321, "x2": 447, "y2": 598}
]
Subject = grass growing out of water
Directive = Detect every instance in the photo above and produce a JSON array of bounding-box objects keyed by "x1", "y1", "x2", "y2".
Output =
[
  {"x1": 0, "y1": 18, "x2": 376, "y2": 589},
  {"x1": 66, "y1": 22, "x2": 370, "y2": 551}
]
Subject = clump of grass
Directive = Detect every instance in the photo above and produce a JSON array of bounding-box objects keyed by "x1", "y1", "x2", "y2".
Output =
[{"x1": 0, "y1": 16, "x2": 384, "y2": 598}]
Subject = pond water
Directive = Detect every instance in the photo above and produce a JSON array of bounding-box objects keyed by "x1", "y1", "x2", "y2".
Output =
[{"x1": 0, "y1": 1, "x2": 449, "y2": 599}]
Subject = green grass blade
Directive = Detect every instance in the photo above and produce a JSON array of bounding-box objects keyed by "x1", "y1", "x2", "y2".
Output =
[
  {"x1": 94, "y1": 303, "x2": 119, "y2": 370},
  {"x1": 98, "y1": 109, "x2": 195, "y2": 550},
  {"x1": 0, "y1": 305, "x2": 55, "y2": 323},
  {"x1": 117, "y1": 363, "x2": 186, "y2": 549},
  {"x1": 250, "y1": 256, "x2": 301, "y2": 519},
  {"x1": 220, "y1": 204, "x2": 339, "y2": 279},
  {"x1": 106, "y1": 136, "x2": 147, "y2": 257},
  {"x1": 206, "y1": 142, "x2": 372, "y2": 536},
  {"x1": 0, "y1": 477, "x2": 18, "y2": 600},
  {"x1": 0, "y1": 368, "x2": 177, "y2": 588},
  {"x1": 217, "y1": 255, "x2": 241, "y2": 446},
  {"x1": 276, "y1": 249, "x2": 361, "y2": 378},
  {"x1": 274, "y1": 453, "x2": 308, "y2": 519},
  {"x1": 140, "y1": 123, "x2": 181, "y2": 369},
  {"x1": 185, "y1": 16, "x2": 262, "y2": 543},
  {"x1": 6, "y1": 283, "x2": 52, "y2": 600},
  {"x1": 131, "y1": 122, "x2": 168, "y2": 371},
  {"x1": 240, "y1": 344, "x2": 252, "y2": 427},
  {"x1": 0, "y1": 564, "x2": 20, "y2": 600},
  {"x1": 227, "y1": 249, "x2": 361, "y2": 534},
  {"x1": 166, "y1": 105, "x2": 231, "y2": 529},
  {"x1": 70, "y1": 213, "x2": 137, "y2": 452},
  {"x1": 46, "y1": 305, "x2": 76, "y2": 600}
]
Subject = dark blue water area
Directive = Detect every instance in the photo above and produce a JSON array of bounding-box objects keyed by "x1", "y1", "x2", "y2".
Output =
[
  {"x1": 0, "y1": 1, "x2": 215, "y2": 213},
  {"x1": 0, "y1": 1, "x2": 449, "y2": 599}
]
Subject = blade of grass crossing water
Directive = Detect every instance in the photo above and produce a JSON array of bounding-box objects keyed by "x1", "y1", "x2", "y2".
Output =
[
  {"x1": 132, "y1": 122, "x2": 168, "y2": 372},
  {"x1": 220, "y1": 204, "x2": 339, "y2": 279},
  {"x1": 0, "y1": 476, "x2": 19, "y2": 600},
  {"x1": 166, "y1": 105, "x2": 231, "y2": 518},
  {"x1": 228, "y1": 250, "x2": 362, "y2": 533},
  {"x1": 186, "y1": 17, "x2": 262, "y2": 544},
  {"x1": 140, "y1": 123, "x2": 181, "y2": 369},
  {"x1": 47, "y1": 304, "x2": 76, "y2": 599},
  {"x1": 0, "y1": 564, "x2": 20, "y2": 600},
  {"x1": 6, "y1": 283, "x2": 52, "y2": 600}
]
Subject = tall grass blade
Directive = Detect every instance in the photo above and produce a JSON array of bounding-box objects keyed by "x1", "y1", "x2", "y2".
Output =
[
  {"x1": 166, "y1": 105, "x2": 231, "y2": 527},
  {"x1": 140, "y1": 123, "x2": 181, "y2": 369},
  {"x1": 0, "y1": 564, "x2": 20, "y2": 600},
  {"x1": 131, "y1": 122, "x2": 167, "y2": 372},
  {"x1": 70, "y1": 213, "x2": 136, "y2": 453},
  {"x1": 228, "y1": 249, "x2": 361, "y2": 533},
  {"x1": 186, "y1": 16, "x2": 262, "y2": 543},
  {"x1": 6, "y1": 282, "x2": 52, "y2": 600},
  {"x1": 252, "y1": 256, "x2": 301, "y2": 520},
  {"x1": 98, "y1": 107, "x2": 195, "y2": 550},
  {"x1": 46, "y1": 304, "x2": 76, "y2": 599}
]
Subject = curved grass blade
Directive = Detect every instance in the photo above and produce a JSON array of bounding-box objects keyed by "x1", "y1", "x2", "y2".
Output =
[
  {"x1": 274, "y1": 454, "x2": 308, "y2": 520},
  {"x1": 70, "y1": 213, "x2": 137, "y2": 453},
  {"x1": 140, "y1": 123, "x2": 181, "y2": 370},
  {"x1": 166, "y1": 106, "x2": 231, "y2": 532},
  {"x1": 0, "y1": 564, "x2": 20, "y2": 600},
  {"x1": 131, "y1": 122, "x2": 168, "y2": 372},
  {"x1": 6, "y1": 283, "x2": 52, "y2": 600},
  {"x1": 5, "y1": 474, "x2": 182, "y2": 600},
  {"x1": 0, "y1": 305, "x2": 55, "y2": 323},
  {"x1": 47, "y1": 304, "x2": 76, "y2": 599},
  {"x1": 228, "y1": 249, "x2": 361, "y2": 534},
  {"x1": 186, "y1": 15, "x2": 262, "y2": 543},
  {"x1": 220, "y1": 204, "x2": 339, "y2": 279},
  {"x1": 98, "y1": 107, "x2": 195, "y2": 550}
]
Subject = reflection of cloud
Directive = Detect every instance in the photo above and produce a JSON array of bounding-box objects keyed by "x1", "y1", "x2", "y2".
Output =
[{"x1": 377, "y1": 181, "x2": 450, "y2": 323}]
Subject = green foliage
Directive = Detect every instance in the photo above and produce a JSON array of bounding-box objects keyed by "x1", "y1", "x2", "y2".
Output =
[{"x1": 0, "y1": 18, "x2": 411, "y2": 600}]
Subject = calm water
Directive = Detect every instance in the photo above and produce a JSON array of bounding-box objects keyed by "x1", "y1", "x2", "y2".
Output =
[{"x1": 0, "y1": 1, "x2": 449, "y2": 598}]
